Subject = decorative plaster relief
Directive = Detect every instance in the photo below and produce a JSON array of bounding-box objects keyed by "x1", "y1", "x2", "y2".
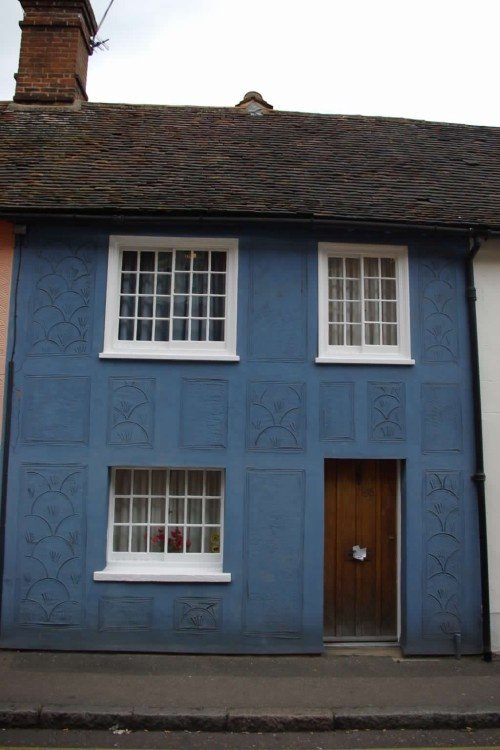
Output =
[
  {"x1": 17, "y1": 465, "x2": 86, "y2": 626},
  {"x1": 174, "y1": 598, "x2": 221, "y2": 632},
  {"x1": 421, "y1": 260, "x2": 459, "y2": 362},
  {"x1": 319, "y1": 382, "x2": 355, "y2": 441},
  {"x1": 108, "y1": 378, "x2": 154, "y2": 446},
  {"x1": 21, "y1": 376, "x2": 90, "y2": 444},
  {"x1": 180, "y1": 379, "x2": 228, "y2": 449},
  {"x1": 248, "y1": 382, "x2": 305, "y2": 451},
  {"x1": 244, "y1": 470, "x2": 304, "y2": 635},
  {"x1": 369, "y1": 382, "x2": 405, "y2": 441},
  {"x1": 248, "y1": 249, "x2": 307, "y2": 361},
  {"x1": 423, "y1": 471, "x2": 462, "y2": 638},
  {"x1": 422, "y1": 384, "x2": 462, "y2": 452},
  {"x1": 29, "y1": 243, "x2": 95, "y2": 355},
  {"x1": 98, "y1": 597, "x2": 153, "y2": 630}
]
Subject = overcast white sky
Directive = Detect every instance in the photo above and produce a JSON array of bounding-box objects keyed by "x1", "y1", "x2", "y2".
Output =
[{"x1": 1, "y1": 0, "x2": 499, "y2": 126}]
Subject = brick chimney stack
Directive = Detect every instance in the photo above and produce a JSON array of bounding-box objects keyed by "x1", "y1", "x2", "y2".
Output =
[{"x1": 14, "y1": 0, "x2": 98, "y2": 104}]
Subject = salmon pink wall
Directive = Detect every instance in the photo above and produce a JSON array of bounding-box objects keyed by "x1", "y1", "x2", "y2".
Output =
[{"x1": 0, "y1": 222, "x2": 14, "y2": 420}]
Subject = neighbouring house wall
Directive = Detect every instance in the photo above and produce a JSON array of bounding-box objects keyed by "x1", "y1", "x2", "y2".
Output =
[
  {"x1": 0, "y1": 220, "x2": 483, "y2": 655},
  {"x1": 475, "y1": 239, "x2": 500, "y2": 655},
  {"x1": 0, "y1": 222, "x2": 14, "y2": 430}
]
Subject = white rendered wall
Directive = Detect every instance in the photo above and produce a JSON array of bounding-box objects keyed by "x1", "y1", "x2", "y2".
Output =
[{"x1": 475, "y1": 239, "x2": 500, "y2": 655}]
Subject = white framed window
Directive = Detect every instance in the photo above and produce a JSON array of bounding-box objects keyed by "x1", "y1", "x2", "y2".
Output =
[
  {"x1": 93, "y1": 467, "x2": 231, "y2": 582},
  {"x1": 100, "y1": 236, "x2": 239, "y2": 361},
  {"x1": 316, "y1": 243, "x2": 413, "y2": 365}
]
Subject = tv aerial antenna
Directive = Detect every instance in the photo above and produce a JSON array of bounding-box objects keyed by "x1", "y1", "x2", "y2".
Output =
[{"x1": 91, "y1": 0, "x2": 116, "y2": 51}]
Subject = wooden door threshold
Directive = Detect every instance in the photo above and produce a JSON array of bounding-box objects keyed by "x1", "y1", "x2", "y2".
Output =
[{"x1": 324, "y1": 641, "x2": 401, "y2": 657}]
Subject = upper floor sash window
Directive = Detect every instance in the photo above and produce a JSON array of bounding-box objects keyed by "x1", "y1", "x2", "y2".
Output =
[
  {"x1": 316, "y1": 243, "x2": 413, "y2": 364},
  {"x1": 101, "y1": 236, "x2": 239, "y2": 361}
]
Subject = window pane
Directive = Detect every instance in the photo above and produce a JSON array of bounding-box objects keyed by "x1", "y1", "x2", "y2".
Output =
[
  {"x1": 381, "y1": 258, "x2": 396, "y2": 277},
  {"x1": 119, "y1": 296, "x2": 135, "y2": 317},
  {"x1": 187, "y1": 497, "x2": 203, "y2": 524},
  {"x1": 113, "y1": 526, "x2": 129, "y2": 552},
  {"x1": 210, "y1": 274, "x2": 226, "y2": 294},
  {"x1": 167, "y1": 526, "x2": 184, "y2": 553},
  {"x1": 115, "y1": 469, "x2": 131, "y2": 495},
  {"x1": 346, "y1": 301, "x2": 361, "y2": 322},
  {"x1": 121, "y1": 274, "x2": 137, "y2": 294},
  {"x1": 114, "y1": 497, "x2": 130, "y2": 523},
  {"x1": 381, "y1": 279, "x2": 397, "y2": 300},
  {"x1": 328, "y1": 278, "x2": 343, "y2": 299},
  {"x1": 329, "y1": 324, "x2": 344, "y2": 345},
  {"x1": 172, "y1": 318, "x2": 188, "y2": 340},
  {"x1": 211, "y1": 252, "x2": 226, "y2": 272},
  {"x1": 168, "y1": 498, "x2": 184, "y2": 524},
  {"x1": 138, "y1": 297, "x2": 153, "y2": 318},
  {"x1": 151, "y1": 498, "x2": 166, "y2": 523},
  {"x1": 329, "y1": 301, "x2": 343, "y2": 323},
  {"x1": 345, "y1": 280, "x2": 360, "y2": 300},
  {"x1": 204, "y1": 528, "x2": 221, "y2": 553},
  {"x1": 364, "y1": 257, "x2": 379, "y2": 276},
  {"x1": 155, "y1": 320, "x2": 169, "y2": 341},
  {"x1": 190, "y1": 319, "x2": 206, "y2": 341},
  {"x1": 149, "y1": 527, "x2": 165, "y2": 552},
  {"x1": 364, "y1": 278, "x2": 380, "y2": 299},
  {"x1": 186, "y1": 526, "x2": 202, "y2": 553},
  {"x1": 175, "y1": 251, "x2": 191, "y2": 271},
  {"x1": 157, "y1": 252, "x2": 172, "y2": 272},
  {"x1": 131, "y1": 526, "x2": 147, "y2": 552},
  {"x1": 151, "y1": 470, "x2": 166, "y2": 495},
  {"x1": 365, "y1": 323, "x2": 380, "y2": 345},
  {"x1": 133, "y1": 470, "x2": 149, "y2": 495},
  {"x1": 188, "y1": 470, "x2": 204, "y2": 495},
  {"x1": 193, "y1": 251, "x2": 209, "y2": 271},
  {"x1": 155, "y1": 297, "x2": 170, "y2": 318},
  {"x1": 140, "y1": 252, "x2": 155, "y2": 272},
  {"x1": 139, "y1": 274, "x2": 154, "y2": 294},
  {"x1": 345, "y1": 258, "x2": 360, "y2": 277},
  {"x1": 382, "y1": 324, "x2": 398, "y2": 345},
  {"x1": 132, "y1": 497, "x2": 148, "y2": 523},
  {"x1": 209, "y1": 320, "x2": 225, "y2": 341},
  {"x1": 169, "y1": 470, "x2": 185, "y2": 495},
  {"x1": 382, "y1": 301, "x2": 397, "y2": 322},
  {"x1": 205, "y1": 497, "x2": 221, "y2": 523},
  {"x1": 118, "y1": 319, "x2": 134, "y2": 340},
  {"x1": 364, "y1": 300, "x2": 380, "y2": 322},
  {"x1": 192, "y1": 273, "x2": 208, "y2": 294},
  {"x1": 206, "y1": 472, "x2": 221, "y2": 497},
  {"x1": 174, "y1": 273, "x2": 190, "y2": 294},
  {"x1": 346, "y1": 324, "x2": 361, "y2": 345},
  {"x1": 328, "y1": 257, "x2": 343, "y2": 276},
  {"x1": 173, "y1": 296, "x2": 189, "y2": 317},
  {"x1": 137, "y1": 319, "x2": 152, "y2": 341},
  {"x1": 191, "y1": 295, "x2": 207, "y2": 317},
  {"x1": 156, "y1": 274, "x2": 171, "y2": 295},
  {"x1": 122, "y1": 251, "x2": 138, "y2": 272},
  {"x1": 210, "y1": 296, "x2": 225, "y2": 317}
]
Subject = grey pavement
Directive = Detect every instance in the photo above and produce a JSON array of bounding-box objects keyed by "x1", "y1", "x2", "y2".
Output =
[{"x1": 0, "y1": 648, "x2": 499, "y2": 732}]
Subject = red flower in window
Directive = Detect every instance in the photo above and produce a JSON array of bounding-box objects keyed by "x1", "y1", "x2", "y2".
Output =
[{"x1": 168, "y1": 527, "x2": 191, "y2": 552}]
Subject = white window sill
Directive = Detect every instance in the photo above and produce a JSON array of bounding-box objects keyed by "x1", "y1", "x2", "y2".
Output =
[
  {"x1": 93, "y1": 565, "x2": 231, "y2": 583},
  {"x1": 99, "y1": 350, "x2": 240, "y2": 362},
  {"x1": 315, "y1": 355, "x2": 415, "y2": 365}
]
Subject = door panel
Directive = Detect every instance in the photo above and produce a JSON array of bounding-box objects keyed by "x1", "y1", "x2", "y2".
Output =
[{"x1": 324, "y1": 459, "x2": 397, "y2": 640}]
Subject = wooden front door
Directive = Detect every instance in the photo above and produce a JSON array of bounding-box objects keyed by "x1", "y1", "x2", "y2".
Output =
[{"x1": 324, "y1": 459, "x2": 398, "y2": 640}]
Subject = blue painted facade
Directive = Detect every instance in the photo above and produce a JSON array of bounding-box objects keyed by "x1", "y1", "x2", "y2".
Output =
[{"x1": 0, "y1": 219, "x2": 483, "y2": 654}]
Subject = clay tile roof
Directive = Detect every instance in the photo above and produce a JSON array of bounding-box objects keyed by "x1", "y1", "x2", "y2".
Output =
[{"x1": 0, "y1": 101, "x2": 499, "y2": 228}]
